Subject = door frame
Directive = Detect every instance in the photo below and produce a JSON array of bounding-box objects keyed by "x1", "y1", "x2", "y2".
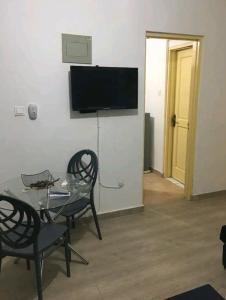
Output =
[{"x1": 145, "y1": 31, "x2": 203, "y2": 200}]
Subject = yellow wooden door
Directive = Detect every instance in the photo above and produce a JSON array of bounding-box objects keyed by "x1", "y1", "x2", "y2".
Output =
[{"x1": 172, "y1": 47, "x2": 193, "y2": 184}]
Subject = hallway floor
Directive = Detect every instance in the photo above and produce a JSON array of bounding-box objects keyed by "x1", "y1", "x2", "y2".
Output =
[
  {"x1": 1, "y1": 174, "x2": 226, "y2": 300},
  {"x1": 144, "y1": 172, "x2": 184, "y2": 205}
]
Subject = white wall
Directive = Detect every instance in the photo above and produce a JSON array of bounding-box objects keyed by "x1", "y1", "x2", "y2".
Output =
[
  {"x1": 145, "y1": 38, "x2": 167, "y2": 173},
  {"x1": 1, "y1": 0, "x2": 226, "y2": 209},
  {"x1": 0, "y1": 1, "x2": 144, "y2": 214}
]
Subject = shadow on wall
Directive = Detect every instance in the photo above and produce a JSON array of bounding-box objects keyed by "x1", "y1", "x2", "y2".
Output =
[
  {"x1": 150, "y1": 116, "x2": 154, "y2": 169},
  {"x1": 144, "y1": 113, "x2": 154, "y2": 171},
  {"x1": 70, "y1": 109, "x2": 138, "y2": 119}
]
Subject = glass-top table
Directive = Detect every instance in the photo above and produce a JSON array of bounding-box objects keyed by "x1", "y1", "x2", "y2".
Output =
[
  {"x1": 0, "y1": 172, "x2": 92, "y2": 212},
  {"x1": 0, "y1": 171, "x2": 91, "y2": 264}
]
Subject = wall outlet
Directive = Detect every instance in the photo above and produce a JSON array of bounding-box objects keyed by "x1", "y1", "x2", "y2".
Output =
[{"x1": 118, "y1": 182, "x2": 124, "y2": 188}]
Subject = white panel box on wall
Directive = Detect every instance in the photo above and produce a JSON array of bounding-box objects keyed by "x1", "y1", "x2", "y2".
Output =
[{"x1": 62, "y1": 33, "x2": 92, "y2": 64}]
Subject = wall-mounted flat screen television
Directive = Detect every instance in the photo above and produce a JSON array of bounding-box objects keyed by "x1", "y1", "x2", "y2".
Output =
[{"x1": 70, "y1": 66, "x2": 138, "y2": 112}]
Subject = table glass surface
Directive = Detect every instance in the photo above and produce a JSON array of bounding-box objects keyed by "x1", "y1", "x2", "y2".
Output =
[{"x1": 0, "y1": 172, "x2": 92, "y2": 211}]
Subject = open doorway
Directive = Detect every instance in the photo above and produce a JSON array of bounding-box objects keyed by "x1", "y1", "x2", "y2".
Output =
[{"x1": 143, "y1": 32, "x2": 202, "y2": 204}]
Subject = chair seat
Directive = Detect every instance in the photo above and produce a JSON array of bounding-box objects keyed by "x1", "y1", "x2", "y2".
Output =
[
  {"x1": 1, "y1": 223, "x2": 67, "y2": 258},
  {"x1": 51, "y1": 197, "x2": 90, "y2": 217}
]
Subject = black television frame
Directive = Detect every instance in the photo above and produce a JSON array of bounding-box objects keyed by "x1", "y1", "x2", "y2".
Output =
[{"x1": 70, "y1": 65, "x2": 138, "y2": 113}]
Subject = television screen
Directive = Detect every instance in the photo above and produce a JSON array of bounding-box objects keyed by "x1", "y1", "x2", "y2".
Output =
[{"x1": 70, "y1": 66, "x2": 138, "y2": 112}]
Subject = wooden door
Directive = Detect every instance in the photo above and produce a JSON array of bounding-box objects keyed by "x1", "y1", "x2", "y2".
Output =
[{"x1": 172, "y1": 47, "x2": 193, "y2": 184}]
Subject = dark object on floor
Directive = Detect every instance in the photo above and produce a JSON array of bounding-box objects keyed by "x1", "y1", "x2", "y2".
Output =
[
  {"x1": 0, "y1": 195, "x2": 70, "y2": 300},
  {"x1": 220, "y1": 225, "x2": 226, "y2": 268},
  {"x1": 54, "y1": 149, "x2": 102, "y2": 241},
  {"x1": 165, "y1": 284, "x2": 225, "y2": 300}
]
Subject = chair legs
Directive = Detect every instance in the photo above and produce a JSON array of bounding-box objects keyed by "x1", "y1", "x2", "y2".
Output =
[
  {"x1": 66, "y1": 217, "x2": 72, "y2": 261},
  {"x1": 71, "y1": 215, "x2": 75, "y2": 229},
  {"x1": 223, "y1": 244, "x2": 226, "y2": 268},
  {"x1": 90, "y1": 202, "x2": 102, "y2": 240},
  {"x1": 26, "y1": 259, "x2": 31, "y2": 270},
  {"x1": 34, "y1": 254, "x2": 43, "y2": 300},
  {"x1": 65, "y1": 201, "x2": 102, "y2": 241},
  {"x1": 64, "y1": 232, "x2": 71, "y2": 277},
  {"x1": 66, "y1": 217, "x2": 71, "y2": 243}
]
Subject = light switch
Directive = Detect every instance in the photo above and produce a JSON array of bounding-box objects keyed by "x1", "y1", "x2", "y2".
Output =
[{"x1": 14, "y1": 106, "x2": 25, "y2": 116}]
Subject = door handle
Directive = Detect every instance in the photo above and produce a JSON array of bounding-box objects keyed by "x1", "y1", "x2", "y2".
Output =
[{"x1": 171, "y1": 114, "x2": 176, "y2": 127}]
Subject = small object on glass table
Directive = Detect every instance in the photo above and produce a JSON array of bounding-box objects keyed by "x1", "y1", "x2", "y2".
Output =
[{"x1": 30, "y1": 178, "x2": 60, "y2": 189}]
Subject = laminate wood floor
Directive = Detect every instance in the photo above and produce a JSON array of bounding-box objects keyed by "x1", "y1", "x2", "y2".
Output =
[{"x1": 1, "y1": 173, "x2": 226, "y2": 300}]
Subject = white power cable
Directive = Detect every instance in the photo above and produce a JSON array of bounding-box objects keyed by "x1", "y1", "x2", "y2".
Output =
[{"x1": 96, "y1": 111, "x2": 123, "y2": 190}]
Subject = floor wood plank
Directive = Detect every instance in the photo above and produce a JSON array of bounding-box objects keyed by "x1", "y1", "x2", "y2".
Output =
[{"x1": 1, "y1": 173, "x2": 226, "y2": 300}]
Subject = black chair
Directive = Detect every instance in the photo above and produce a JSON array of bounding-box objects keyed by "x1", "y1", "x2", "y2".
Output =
[
  {"x1": 0, "y1": 195, "x2": 70, "y2": 300},
  {"x1": 57, "y1": 149, "x2": 102, "y2": 241},
  {"x1": 220, "y1": 225, "x2": 226, "y2": 268}
]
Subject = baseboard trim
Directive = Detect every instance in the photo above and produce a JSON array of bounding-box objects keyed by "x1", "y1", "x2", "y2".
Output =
[
  {"x1": 97, "y1": 205, "x2": 144, "y2": 219},
  {"x1": 150, "y1": 168, "x2": 164, "y2": 177},
  {"x1": 144, "y1": 170, "x2": 151, "y2": 174},
  {"x1": 192, "y1": 189, "x2": 226, "y2": 200},
  {"x1": 75, "y1": 205, "x2": 144, "y2": 225}
]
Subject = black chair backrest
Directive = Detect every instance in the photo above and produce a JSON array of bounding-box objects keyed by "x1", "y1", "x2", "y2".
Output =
[
  {"x1": 67, "y1": 149, "x2": 98, "y2": 188},
  {"x1": 0, "y1": 195, "x2": 40, "y2": 249}
]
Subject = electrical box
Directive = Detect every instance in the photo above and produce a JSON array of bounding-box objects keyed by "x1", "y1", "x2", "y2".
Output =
[{"x1": 62, "y1": 33, "x2": 92, "y2": 64}]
